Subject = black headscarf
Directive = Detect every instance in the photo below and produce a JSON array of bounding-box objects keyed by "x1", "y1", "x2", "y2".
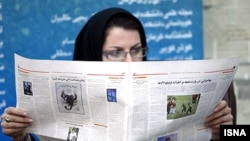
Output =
[{"x1": 73, "y1": 7, "x2": 147, "y2": 61}]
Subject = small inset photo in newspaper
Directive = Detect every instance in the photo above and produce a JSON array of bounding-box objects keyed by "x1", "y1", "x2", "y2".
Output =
[
  {"x1": 106, "y1": 88, "x2": 117, "y2": 102},
  {"x1": 157, "y1": 133, "x2": 178, "y2": 141},
  {"x1": 167, "y1": 94, "x2": 201, "y2": 119},
  {"x1": 23, "y1": 81, "x2": 33, "y2": 96},
  {"x1": 56, "y1": 82, "x2": 85, "y2": 115},
  {"x1": 67, "y1": 127, "x2": 79, "y2": 141}
]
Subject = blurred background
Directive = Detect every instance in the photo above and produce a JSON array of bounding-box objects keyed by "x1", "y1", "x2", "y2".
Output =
[
  {"x1": 203, "y1": 0, "x2": 250, "y2": 125},
  {"x1": 0, "y1": 0, "x2": 249, "y2": 140}
]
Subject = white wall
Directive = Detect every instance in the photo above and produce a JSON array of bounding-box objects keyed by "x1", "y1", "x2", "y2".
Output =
[{"x1": 203, "y1": 0, "x2": 250, "y2": 124}]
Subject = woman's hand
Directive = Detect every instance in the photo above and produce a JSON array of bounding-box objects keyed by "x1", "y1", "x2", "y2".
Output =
[
  {"x1": 1, "y1": 107, "x2": 33, "y2": 141},
  {"x1": 205, "y1": 100, "x2": 233, "y2": 140}
]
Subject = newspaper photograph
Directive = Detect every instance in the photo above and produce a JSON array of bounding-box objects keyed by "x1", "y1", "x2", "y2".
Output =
[{"x1": 14, "y1": 54, "x2": 240, "y2": 141}]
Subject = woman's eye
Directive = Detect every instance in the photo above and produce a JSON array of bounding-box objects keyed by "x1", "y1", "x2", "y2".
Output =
[
  {"x1": 130, "y1": 48, "x2": 141, "y2": 54},
  {"x1": 109, "y1": 50, "x2": 122, "y2": 56}
]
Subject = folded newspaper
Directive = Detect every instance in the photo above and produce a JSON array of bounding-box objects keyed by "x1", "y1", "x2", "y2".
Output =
[{"x1": 14, "y1": 54, "x2": 240, "y2": 141}]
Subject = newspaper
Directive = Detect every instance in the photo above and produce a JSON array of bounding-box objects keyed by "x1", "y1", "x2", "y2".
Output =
[{"x1": 14, "y1": 54, "x2": 240, "y2": 141}]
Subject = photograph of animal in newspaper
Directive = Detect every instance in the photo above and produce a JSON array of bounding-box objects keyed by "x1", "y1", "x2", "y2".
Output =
[{"x1": 55, "y1": 82, "x2": 85, "y2": 115}]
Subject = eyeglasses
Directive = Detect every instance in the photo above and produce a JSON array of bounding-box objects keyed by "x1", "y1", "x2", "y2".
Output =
[{"x1": 103, "y1": 47, "x2": 148, "y2": 61}]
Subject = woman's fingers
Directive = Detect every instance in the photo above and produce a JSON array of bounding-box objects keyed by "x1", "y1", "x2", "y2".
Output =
[
  {"x1": 205, "y1": 100, "x2": 233, "y2": 128},
  {"x1": 1, "y1": 107, "x2": 33, "y2": 137}
]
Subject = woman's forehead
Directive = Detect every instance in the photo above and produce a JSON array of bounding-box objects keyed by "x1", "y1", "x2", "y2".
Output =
[{"x1": 103, "y1": 27, "x2": 141, "y2": 49}]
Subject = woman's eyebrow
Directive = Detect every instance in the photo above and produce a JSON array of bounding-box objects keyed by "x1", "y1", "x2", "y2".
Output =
[
  {"x1": 105, "y1": 43, "x2": 142, "y2": 50},
  {"x1": 131, "y1": 43, "x2": 142, "y2": 48},
  {"x1": 107, "y1": 46, "x2": 123, "y2": 49}
]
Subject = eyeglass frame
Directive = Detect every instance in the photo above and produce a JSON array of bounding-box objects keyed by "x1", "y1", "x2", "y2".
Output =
[{"x1": 102, "y1": 47, "x2": 148, "y2": 61}]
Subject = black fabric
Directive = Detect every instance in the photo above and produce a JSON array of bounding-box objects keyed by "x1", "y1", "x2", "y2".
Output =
[
  {"x1": 73, "y1": 7, "x2": 146, "y2": 61},
  {"x1": 222, "y1": 82, "x2": 237, "y2": 124},
  {"x1": 29, "y1": 133, "x2": 36, "y2": 141}
]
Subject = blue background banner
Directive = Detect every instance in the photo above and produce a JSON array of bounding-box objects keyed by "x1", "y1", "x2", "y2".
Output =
[{"x1": 0, "y1": 0, "x2": 203, "y2": 140}]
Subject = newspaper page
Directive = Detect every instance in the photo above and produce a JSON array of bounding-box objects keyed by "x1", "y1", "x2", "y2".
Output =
[{"x1": 14, "y1": 54, "x2": 240, "y2": 141}]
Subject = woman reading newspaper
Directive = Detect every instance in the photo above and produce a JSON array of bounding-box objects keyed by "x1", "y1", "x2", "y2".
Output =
[{"x1": 1, "y1": 7, "x2": 234, "y2": 141}]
